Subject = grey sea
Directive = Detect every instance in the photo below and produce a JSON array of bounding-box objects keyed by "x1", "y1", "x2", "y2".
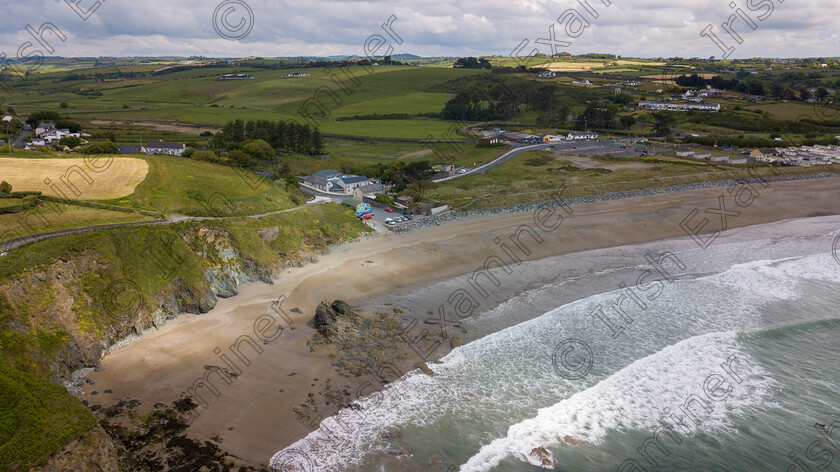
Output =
[{"x1": 273, "y1": 217, "x2": 840, "y2": 472}]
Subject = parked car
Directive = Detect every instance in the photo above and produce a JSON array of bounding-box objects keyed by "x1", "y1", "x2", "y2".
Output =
[
  {"x1": 458, "y1": 169, "x2": 467, "y2": 174},
  {"x1": 384, "y1": 207, "x2": 394, "y2": 212},
  {"x1": 405, "y1": 215, "x2": 413, "y2": 221},
  {"x1": 360, "y1": 213, "x2": 372, "y2": 220}
]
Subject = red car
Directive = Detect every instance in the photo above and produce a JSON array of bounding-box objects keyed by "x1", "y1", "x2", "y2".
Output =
[
  {"x1": 384, "y1": 207, "x2": 394, "y2": 212},
  {"x1": 360, "y1": 213, "x2": 372, "y2": 220}
]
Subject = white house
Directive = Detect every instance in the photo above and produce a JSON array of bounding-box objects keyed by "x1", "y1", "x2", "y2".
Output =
[
  {"x1": 30, "y1": 139, "x2": 46, "y2": 146},
  {"x1": 710, "y1": 155, "x2": 729, "y2": 162},
  {"x1": 573, "y1": 79, "x2": 592, "y2": 85},
  {"x1": 538, "y1": 70, "x2": 557, "y2": 78},
  {"x1": 41, "y1": 129, "x2": 70, "y2": 143},
  {"x1": 146, "y1": 141, "x2": 187, "y2": 156},
  {"x1": 1, "y1": 115, "x2": 13, "y2": 122},
  {"x1": 567, "y1": 131, "x2": 598, "y2": 140}
]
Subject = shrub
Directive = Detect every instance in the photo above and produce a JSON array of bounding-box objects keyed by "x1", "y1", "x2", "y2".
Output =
[
  {"x1": 182, "y1": 147, "x2": 196, "y2": 158},
  {"x1": 0, "y1": 181, "x2": 11, "y2": 194},
  {"x1": 22, "y1": 195, "x2": 41, "y2": 209}
]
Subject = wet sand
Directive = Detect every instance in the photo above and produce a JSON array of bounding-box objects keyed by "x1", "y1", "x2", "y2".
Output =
[{"x1": 82, "y1": 176, "x2": 840, "y2": 467}]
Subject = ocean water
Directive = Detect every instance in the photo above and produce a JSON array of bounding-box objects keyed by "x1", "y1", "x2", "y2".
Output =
[{"x1": 272, "y1": 222, "x2": 840, "y2": 472}]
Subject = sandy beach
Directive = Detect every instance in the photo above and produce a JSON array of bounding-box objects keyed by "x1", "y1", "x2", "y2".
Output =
[{"x1": 82, "y1": 176, "x2": 840, "y2": 467}]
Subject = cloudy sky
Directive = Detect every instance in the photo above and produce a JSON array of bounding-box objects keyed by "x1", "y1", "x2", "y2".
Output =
[{"x1": 0, "y1": 0, "x2": 838, "y2": 59}]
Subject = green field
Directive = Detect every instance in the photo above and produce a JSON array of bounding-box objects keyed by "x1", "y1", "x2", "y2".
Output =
[{"x1": 120, "y1": 155, "x2": 297, "y2": 217}]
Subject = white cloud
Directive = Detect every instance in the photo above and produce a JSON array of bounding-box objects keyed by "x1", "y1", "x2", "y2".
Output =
[{"x1": 0, "y1": 0, "x2": 836, "y2": 58}]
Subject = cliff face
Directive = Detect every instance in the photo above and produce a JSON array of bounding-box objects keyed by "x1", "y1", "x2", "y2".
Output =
[
  {"x1": 27, "y1": 425, "x2": 119, "y2": 472},
  {"x1": 0, "y1": 226, "x2": 274, "y2": 385},
  {"x1": 0, "y1": 204, "x2": 368, "y2": 471}
]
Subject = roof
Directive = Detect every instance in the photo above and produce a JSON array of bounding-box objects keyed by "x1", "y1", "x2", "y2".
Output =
[
  {"x1": 313, "y1": 169, "x2": 341, "y2": 178},
  {"x1": 147, "y1": 141, "x2": 186, "y2": 149},
  {"x1": 339, "y1": 176, "x2": 371, "y2": 185},
  {"x1": 302, "y1": 175, "x2": 328, "y2": 186},
  {"x1": 118, "y1": 145, "x2": 146, "y2": 153}
]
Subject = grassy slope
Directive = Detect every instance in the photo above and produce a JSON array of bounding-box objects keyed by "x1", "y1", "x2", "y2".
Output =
[
  {"x1": 110, "y1": 155, "x2": 297, "y2": 217},
  {"x1": 0, "y1": 358, "x2": 96, "y2": 471},
  {"x1": 0, "y1": 203, "x2": 368, "y2": 469},
  {"x1": 0, "y1": 203, "x2": 155, "y2": 240},
  {"x1": 427, "y1": 150, "x2": 839, "y2": 209}
]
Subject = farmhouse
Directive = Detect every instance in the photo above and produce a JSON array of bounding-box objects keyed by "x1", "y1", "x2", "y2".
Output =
[
  {"x1": 2, "y1": 115, "x2": 13, "y2": 122},
  {"x1": 146, "y1": 141, "x2": 187, "y2": 156},
  {"x1": 572, "y1": 79, "x2": 592, "y2": 85},
  {"x1": 286, "y1": 72, "x2": 310, "y2": 78},
  {"x1": 538, "y1": 71, "x2": 557, "y2": 78}
]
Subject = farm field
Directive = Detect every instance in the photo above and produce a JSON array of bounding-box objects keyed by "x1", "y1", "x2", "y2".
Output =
[
  {"x1": 0, "y1": 157, "x2": 149, "y2": 200},
  {"x1": 6, "y1": 65, "x2": 480, "y2": 139}
]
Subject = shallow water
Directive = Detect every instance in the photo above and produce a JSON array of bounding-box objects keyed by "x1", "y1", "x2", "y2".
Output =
[{"x1": 272, "y1": 220, "x2": 840, "y2": 472}]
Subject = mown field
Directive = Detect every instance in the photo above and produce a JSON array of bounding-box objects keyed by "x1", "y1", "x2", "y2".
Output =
[{"x1": 0, "y1": 157, "x2": 149, "y2": 200}]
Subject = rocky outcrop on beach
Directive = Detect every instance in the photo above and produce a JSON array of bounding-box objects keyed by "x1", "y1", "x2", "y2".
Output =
[
  {"x1": 529, "y1": 446, "x2": 555, "y2": 469},
  {"x1": 313, "y1": 299, "x2": 359, "y2": 338}
]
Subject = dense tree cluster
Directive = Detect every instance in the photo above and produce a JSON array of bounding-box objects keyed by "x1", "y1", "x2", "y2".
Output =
[
  {"x1": 209, "y1": 119, "x2": 324, "y2": 155},
  {"x1": 24, "y1": 110, "x2": 81, "y2": 132},
  {"x1": 453, "y1": 57, "x2": 492, "y2": 69}
]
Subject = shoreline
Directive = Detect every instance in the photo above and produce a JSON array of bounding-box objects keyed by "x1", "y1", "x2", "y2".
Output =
[{"x1": 81, "y1": 175, "x2": 840, "y2": 467}]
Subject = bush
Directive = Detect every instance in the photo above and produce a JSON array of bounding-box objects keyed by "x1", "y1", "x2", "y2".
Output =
[
  {"x1": 374, "y1": 194, "x2": 395, "y2": 206},
  {"x1": 192, "y1": 150, "x2": 218, "y2": 162},
  {"x1": 0, "y1": 181, "x2": 11, "y2": 194},
  {"x1": 182, "y1": 147, "x2": 196, "y2": 158},
  {"x1": 22, "y1": 195, "x2": 41, "y2": 209}
]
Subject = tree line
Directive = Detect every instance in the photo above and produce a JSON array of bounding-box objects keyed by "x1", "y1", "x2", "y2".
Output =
[{"x1": 209, "y1": 119, "x2": 324, "y2": 155}]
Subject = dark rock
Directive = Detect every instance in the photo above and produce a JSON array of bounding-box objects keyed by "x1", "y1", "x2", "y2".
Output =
[
  {"x1": 314, "y1": 300, "x2": 339, "y2": 335},
  {"x1": 450, "y1": 336, "x2": 463, "y2": 348},
  {"x1": 414, "y1": 362, "x2": 434, "y2": 376},
  {"x1": 172, "y1": 278, "x2": 217, "y2": 314},
  {"x1": 529, "y1": 446, "x2": 554, "y2": 468},
  {"x1": 331, "y1": 300, "x2": 354, "y2": 316},
  {"x1": 291, "y1": 307, "x2": 302, "y2": 314}
]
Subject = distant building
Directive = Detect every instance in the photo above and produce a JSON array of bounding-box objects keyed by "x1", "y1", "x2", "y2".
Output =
[
  {"x1": 567, "y1": 131, "x2": 598, "y2": 140},
  {"x1": 286, "y1": 72, "x2": 310, "y2": 78},
  {"x1": 572, "y1": 79, "x2": 592, "y2": 85},
  {"x1": 638, "y1": 101, "x2": 720, "y2": 112},
  {"x1": 1, "y1": 115, "x2": 13, "y2": 122},
  {"x1": 118, "y1": 145, "x2": 147, "y2": 154},
  {"x1": 538, "y1": 70, "x2": 557, "y2": 78},
  {"x1": 729, "y1": 158, "x2": 748, "y2": 164},
  {"x1": 35, "y1": 122, "x2": 55, "y2": 136},
  {"x1": 219, "y1": 74, "x2": 254, "y2": 80},
  {"x1": 146, "y1": 141, "x2": 187, "y2": 156},
  {"x1": 312, "y1": 169, "x2": 342, "y2": 179}
]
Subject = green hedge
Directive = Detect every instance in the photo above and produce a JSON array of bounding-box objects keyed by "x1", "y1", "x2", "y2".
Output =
[
  {"x1": 0, "y1": 191, "x2": 41, "y2": 199},
  {"x1": 0, "y1": 203, "x2": 23, "y2": 214}
]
